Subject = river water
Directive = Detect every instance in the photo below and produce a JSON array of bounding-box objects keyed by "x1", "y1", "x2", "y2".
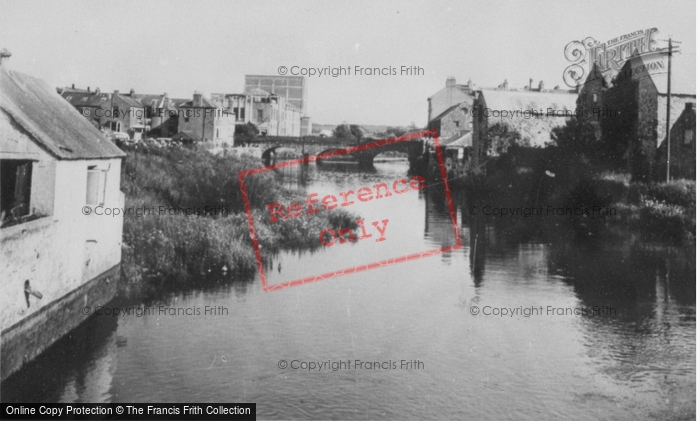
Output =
[{"x1": 2, "y1": 161, "x2": 695, "y2": 420}]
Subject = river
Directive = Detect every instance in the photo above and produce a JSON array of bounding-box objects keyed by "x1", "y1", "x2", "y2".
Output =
[{"x1": 2, "y1": 161, "x2": 695, "y2": 420}]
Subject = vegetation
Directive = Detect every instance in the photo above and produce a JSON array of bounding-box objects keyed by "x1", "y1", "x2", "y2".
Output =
[
  {"x1": 333, "y1": 124, "x2": 364, "y2": 140},
  {"x1": 475, "y1": 118, "x2": 695, "y2": 244},
  {"x1": 120, "y1": 145, "x2": 358, "y2": 283}
]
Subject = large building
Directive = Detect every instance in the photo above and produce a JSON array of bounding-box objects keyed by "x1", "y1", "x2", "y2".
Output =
[
  {"x1": 577, "y1": 55, "x2": 696, "y2": 181},
  {"x1": 211, "y1": 90, "x2": 302, "y2": 137},
  {"x1": 172, "y1": 92, "x2": 235, "y2": 147},
  {"x1": 428, "y1": 101, "x2": 472, "y2": 140},
  {"x1": 427, "y1": 77, "x2": 476, "y2": 124},
  {"x1": 1, "y1": 50, "x2": 124, "y2": 380},
  {"x1": 245, "y1": 75, "x2": 307, "y2": 115},
  {"x1": 471, "y1": 89, "x2": 577, "y2": 173}
]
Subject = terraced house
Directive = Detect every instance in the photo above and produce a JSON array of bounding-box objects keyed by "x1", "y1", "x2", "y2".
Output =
[{"x1": 61, "y1": 86, "x2": 146, "y2": 140}]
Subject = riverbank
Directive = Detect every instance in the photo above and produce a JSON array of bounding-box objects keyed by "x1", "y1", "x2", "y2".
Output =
[
  {"x1": 461, "y1": 146, "x2": 695, "y2": 244},
  {"x1": 119, "y1": 145, "x2": 358, "y2": 285}
]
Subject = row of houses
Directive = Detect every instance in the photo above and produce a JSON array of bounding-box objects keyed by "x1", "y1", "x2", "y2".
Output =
[
  {"x1": 59, "y1": 75, "x2": 312, "y2": 147},
  {"x1": 425, "y1": 54, "x2": 696, "y2": 181}
]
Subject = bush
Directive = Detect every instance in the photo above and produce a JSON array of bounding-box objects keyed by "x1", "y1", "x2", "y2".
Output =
[
  {"x1": 638, "y1": 200, "x2": 695, "y2": 242},
  {"x1": 645, "y1": 180, "x2": 695, "y2": 208},
  {"x1": 121, "y1": 146, "x2": 359, "y2": 281}
]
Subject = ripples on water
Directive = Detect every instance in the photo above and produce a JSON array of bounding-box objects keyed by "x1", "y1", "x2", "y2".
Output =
[{"x1": 2, "y1": 161, "x2": 695, "y2": 420}]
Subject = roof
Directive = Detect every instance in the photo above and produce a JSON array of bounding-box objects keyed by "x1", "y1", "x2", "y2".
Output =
[
  {"x1": 1, "y1": 67, "x2": 125, "y2": 160},
  {"x1": 112, "y1": 94, "x2": 143, "y2": 108},
  {"x1": 62, "y1": 91, "x2": 111, "y2": 108},
  {"x1": 247, "y1": 88, "x2": 270, "y2": 97},
  {"x1": 132, "y1": 94, "x2": 178, "y2": 110},
  {"x1": 62, "y1": 91, "x2": 143, "y2": 109},
  {"x1": 443, "y1": 131, "x2": 472, "y2": 148},
  {"x1": 479, "y1": 89, "x2": 577, "y2": 113},
  {"x1": 177, "y1": 96, "x2": 218, "y2": 109},
  {"x1": 478, "y1": 90, "x2": 578, "y2": 147}
]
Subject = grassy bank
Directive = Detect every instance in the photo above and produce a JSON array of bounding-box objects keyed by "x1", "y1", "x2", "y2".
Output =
[
  {"x1": 596, "y1": 174, "x2": 695, "y2": 243},
  {"x1": 469, "y1": 146, "x2": 695, "y2": 244},
  {"x1": 120, "y1": 145, "x2": 358, "y2": 283}
]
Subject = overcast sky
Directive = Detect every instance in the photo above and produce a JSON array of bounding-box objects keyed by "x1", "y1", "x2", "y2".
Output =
[{"x1": 0, "y1": 0, "x2": 695, "y2": 126}]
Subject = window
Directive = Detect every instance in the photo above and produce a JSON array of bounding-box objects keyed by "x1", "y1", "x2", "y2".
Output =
[
  {"x1": 112, "y1": 106, "x2": 119, "y2": 117},
  {"x1": 257, "y1": 109, "x2": 263, "y2": 122},
  {"x1": 592, "y1": 94, "x2": 597, "y2": 103},
  {"x1": 86, "y1": 166, "x2": 107, "y2": 206},
  {"x1": 1, "y1": 160, "x2": 32, "y2": 223},
  {"x1": 684, "y1": 129, "x2": 694, "y2": 144}
]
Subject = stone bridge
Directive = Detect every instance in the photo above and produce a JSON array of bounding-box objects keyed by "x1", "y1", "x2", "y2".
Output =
[{"x1": 242, "y1": 135, "x2": 429, "y2": 169}]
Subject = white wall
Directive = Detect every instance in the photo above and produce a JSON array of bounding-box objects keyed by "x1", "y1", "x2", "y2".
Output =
[{"x1": 1, "y1": 154, "x2": 123, "y2": 331}]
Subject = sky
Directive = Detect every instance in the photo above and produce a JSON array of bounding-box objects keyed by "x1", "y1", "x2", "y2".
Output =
[{"x1": 0, "y1": 0, "x2": 696, "y2": 127}]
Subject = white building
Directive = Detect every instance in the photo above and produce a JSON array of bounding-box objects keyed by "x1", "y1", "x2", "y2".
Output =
[{"x1": 0, "y1": 50, "x2": 125, "y2": 381}]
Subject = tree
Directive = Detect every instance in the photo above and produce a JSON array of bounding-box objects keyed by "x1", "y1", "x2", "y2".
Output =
[
  {"x1": 550, "y1": 117, "x2": 599, "y2": 158},
  {"x1": 241, "y1": 122, "x2": 259, "y2": 137},
  {"x1": 350, "y1": 125, "x2": 365, "y2": 138},
  {"x1": 333, "y1": 124, "x2": 352, "y2": 138},
  {"x1": 384, "y1": 126, "x2": 407, "y2": 137},
  {"x1": 488, "y1": 122, "x2": 524, "y2": 155}
]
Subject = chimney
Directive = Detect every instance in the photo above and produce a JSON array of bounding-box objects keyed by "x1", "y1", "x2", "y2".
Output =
[
  {"x1": 529, "y1": 78, "x2": 532, "y2": 91},
  {"x1": 538, "y1": 80, "x2": 544, "y2": 91},
  {"x1": 163, "y1": 93, "x2": 170, "y2": 109},
  {"x1": 0, "y1": 48, "x2": 11, "y2": 66},
  {"x1": 72, "y1": 83, "x2": 75, "y2": 89},
  {"x1": 114, "y1": 90, "x2": 119, "y2": 96},
  {"x1": 193, "y1": 91, "x2": 203, "y2": 107},
  {"x1": 446, "y1": 77, "x2": 456, "y2": 88},
  {"x1": 503, "y1": 79, "x2": 508, "y2": 90},
  {"x1": 130, "y1": 88, "x2": 135, "y2": 96},
  {"x1": 87, "y1": 87, "x2": 91, "y2": 92},
  {"x1": 95, "y1": 87, "x2": 100, "y2": 94}
]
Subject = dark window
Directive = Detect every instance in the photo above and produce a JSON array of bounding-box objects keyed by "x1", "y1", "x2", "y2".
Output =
[
  {"x1": 257, "y1": 109, "x2": 263, "y2": 122},
  {"x1": 112, "y1": 106, "x2": 119, "y2": 117},
  {"x1": 1, "y1": 160, "x2": 33, "y2": 223}
]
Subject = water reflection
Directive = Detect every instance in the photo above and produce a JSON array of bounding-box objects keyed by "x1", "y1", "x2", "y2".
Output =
[{"x1": 2, "y1": 161, "x2": 694, "y2": 420}]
